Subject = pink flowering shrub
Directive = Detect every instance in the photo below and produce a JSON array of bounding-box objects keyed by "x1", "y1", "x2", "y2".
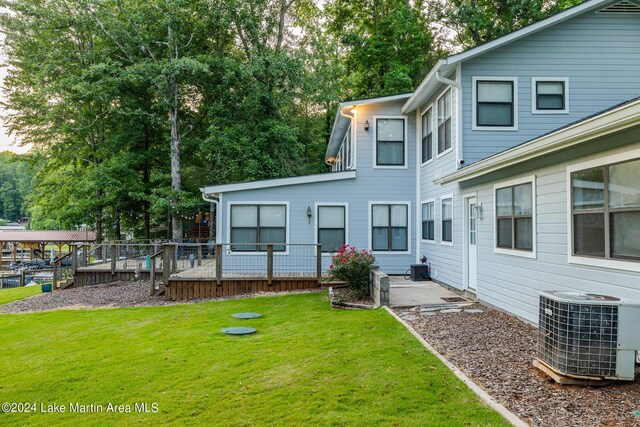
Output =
[{"x1": 327, "y1": 245, "x2": 376, "y2": 298}]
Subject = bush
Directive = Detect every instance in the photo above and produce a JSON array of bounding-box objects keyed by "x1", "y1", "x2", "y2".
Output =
[{"x1": 327, "y1": 245, "x2": 376, "y2": 298}]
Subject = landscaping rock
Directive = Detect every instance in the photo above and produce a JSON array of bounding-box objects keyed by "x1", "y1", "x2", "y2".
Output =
[
  {"x1": 440, "y1": 308, "x2": 461, "y2": 313},
  {"x1": 463, "y1": 309, "x2": 484, "y2": 313}
]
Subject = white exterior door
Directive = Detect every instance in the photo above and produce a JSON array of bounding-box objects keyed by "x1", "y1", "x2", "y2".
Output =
[{"x1": 467, "y1": 197, "x2": 478, "y2": 292}]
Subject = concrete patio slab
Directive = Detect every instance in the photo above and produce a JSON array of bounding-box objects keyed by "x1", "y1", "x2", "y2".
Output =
[{"x1": 388, "y1": 276, "x2": 468, "y2": 307}]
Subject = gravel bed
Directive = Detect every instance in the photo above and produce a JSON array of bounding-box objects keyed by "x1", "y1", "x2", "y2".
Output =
[
  {"x1": 393, "y1": 304, "x2": 640, "y2": 426},
  {"x1": 0, "y1": 281, "x2": 323, "y2": 314}
]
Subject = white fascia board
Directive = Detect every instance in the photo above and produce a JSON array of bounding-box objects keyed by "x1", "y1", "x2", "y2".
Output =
[
  {"x1": 446, "y1": 0, "x2": 611, "y2": 66},
  {"x1": 401, "y1": 60, "x2": 447, "y2": 114},
  {"x1": 340, "y1": 93, "x2": 413, "y2": 108},
  {"x1": 201, "y1": 170, "x2": 356, "y2": 194},
  {"x1": 436, "y1": 99, "x2": 640, "y2": 185}
]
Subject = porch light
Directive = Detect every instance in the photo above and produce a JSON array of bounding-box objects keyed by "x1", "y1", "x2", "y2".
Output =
[
  {"x1": 306, "y1": 206, "x2": 312, "y2": 224},
  {"x1": 326, "y1": 156, "x2": 336, "y2": 164},
  {"x1": 350, "y1": 107, "x2": 357, "y2": 114},
  {"x1": 364, "y1": 120, "x2": 369, "y2": 131}
]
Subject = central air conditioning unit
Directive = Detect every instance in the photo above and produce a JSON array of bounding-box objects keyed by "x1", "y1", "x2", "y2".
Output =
[{"x1": 536, "y1": 291, "x2": 640, "y2": 381}]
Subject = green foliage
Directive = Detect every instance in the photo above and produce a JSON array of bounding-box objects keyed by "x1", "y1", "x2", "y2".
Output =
[
  {"x1": 439, "y1": 0, "x2": 585, "y2": 48},
  {"x1": 328, "y1": 245, "x2": 376, "y2": 298},
  {"x1": 0, "y1": 152, "x2": 34, "y2": 222},
  {"x1": 0, "y1": 293, "x2": 509, "y2": 426}
]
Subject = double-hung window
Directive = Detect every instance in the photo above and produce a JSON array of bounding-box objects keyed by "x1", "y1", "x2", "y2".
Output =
[
  {"x1": 230, "y1": 204, "x2": 286, "y2": 251},
  {"x1": 372, "y1": 204, "x2": 408, "y2": 251},
  {"x1": 421, "y1": 108, "x2": 433, "y2": 163},
  {"x1": 533, "y1": 78, "x2": 568, "y2": 114},
  {"x1": 571, "y1": 158, "x2": 640, "y2": 261},
  {"x1": 317, "y1": 205, "x2": 346, "y2": 253},
  {"x1": 422, "y1": 202, "x2": 435, "y2": 241},
  {"x1": 475, "y1": 79, "x2": 515, "y2": 128},
  {"x1": 496, "y1": 183, "x2": 534, "y2": 251},
  {"x1": 437, "y1": 89, "x2": 451, "y2": 154},
  {"x1": 376, "y1": 118, "x2": 405, "y2": 166},
  {"x1": 441, "y1": 198, "x2": 453, "y2": 243}
]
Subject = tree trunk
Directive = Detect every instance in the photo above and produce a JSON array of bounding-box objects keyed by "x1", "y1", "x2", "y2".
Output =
[{"x1": 170, "y1": 81, "x2": 182, "y2": 242}]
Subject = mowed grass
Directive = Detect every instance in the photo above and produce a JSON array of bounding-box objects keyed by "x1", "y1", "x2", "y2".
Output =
[
  {"x1": 0, "y1": 285, "x2": 41, "y2": 305},
  {"x1": 0, "y1": 292, "x2": 509, "y2": 426}
]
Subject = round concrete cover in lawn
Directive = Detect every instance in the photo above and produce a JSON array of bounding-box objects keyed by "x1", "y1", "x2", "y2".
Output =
[
  {"x1": 221, "y1": 327, "x2": 257, "y2": 335},
  {"x1": 232, "y1": 312, "x2": 263, "y2": 319}
]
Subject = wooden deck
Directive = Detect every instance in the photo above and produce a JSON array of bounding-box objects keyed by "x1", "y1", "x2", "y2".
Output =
[{"x1": 165, "y1": 277, "x2": 321, "y2": 301}]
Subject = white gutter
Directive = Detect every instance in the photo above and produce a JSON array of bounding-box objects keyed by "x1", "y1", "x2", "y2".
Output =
[
  {"x1": 401, "y1": 60, "x2": 446, "y2": 114},
  {"x1": 436, "y1": 66, "x2": 464, "y2": 167},
  {"x1": 435, "y1": 99, "x2": 640, "y2": 185},
  {"x1": 326, "y1": 106, "x2": 355, "y2": 167}
]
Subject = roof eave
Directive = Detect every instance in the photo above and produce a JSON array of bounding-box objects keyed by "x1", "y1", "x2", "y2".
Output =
[{"x1": 201, "y1": 170, "x2": 357, "y2": 194}]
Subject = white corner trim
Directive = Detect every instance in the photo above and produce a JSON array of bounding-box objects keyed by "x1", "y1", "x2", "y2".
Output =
[
  {"x1": 372, "y1": 115, "x2": 409, "y2": 169},
  {"x1": 565, "y1": 148, "x2": 640, "y2": 273},
  {"x1": 314, "y1": 202, "x2": 349, "y2": 257},
  {"x1": 202, "y1": 171, "x2": 356, "y2": 194},
  {"x1": 472, "y1": 77, "x2": 519, "y2": 131},
  {"x1": 226, "y1": 201, "x2": 290, "y2": 255},
  {"x1": 416, "y1": 109, "x2": 422, "y2": 263},
  {"x1": 368, "y1": 201, "x2": 412, "y2": 255},
  {"x1": 531, "y1": 77, "x2": 569, "y2": 115},
  {"x1": 492, "y1": 175, "x2": 537, "y2": 259},
  {"x1": 384, "y1": 307, "x2": 530, "y2": 427},
  {"x1": 440, "y1": 194, "x2": 454, "y2": 246}
]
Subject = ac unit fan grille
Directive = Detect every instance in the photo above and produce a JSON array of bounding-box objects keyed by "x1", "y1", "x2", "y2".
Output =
[{"x1": 538, "y1": 295, "x2": 618, "y2": 377}]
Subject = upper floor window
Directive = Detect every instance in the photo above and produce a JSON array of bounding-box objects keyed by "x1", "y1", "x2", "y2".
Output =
[
  {"x1": 372, "y1": 204, "x2": 408, "y2": 251},
  {"x1": 317, "y1": 205, "x2": 346, "y2": 253},
  {"x1": 421, "y1": 201, "x2": 435, "y2": 241},
  {"x1": 533, "y1": 78, "x2": 568, "y2": 114},
  {"x1": 437, "y1": 89, "x2": 451, "y2": 154},
  {"x1": 230, "y1": 204, "x2": 286, "y2": 251},
  {"x1": 376, "y1": 118, "x2": 405, "y2": 166},
  {"x1": 474, "y1": 78, "x2": 517, "y2": 130},
  {"x1": 496, "y1": 182, "x2": 534, "y2": 252},
  {"x1": 441, "y1": 197, "x2": 453, "y2": 243},
  {"x1": 571, "y1": 158, "x2": 640, "y2": 262},
  {"x1": 421, "y1": 108, "x2": 433, "y2": 163}
]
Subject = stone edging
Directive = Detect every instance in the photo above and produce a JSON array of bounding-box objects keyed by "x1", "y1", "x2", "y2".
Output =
[
  {"x1": 384, "y1": 307, "x2": 529, "y2": 427},
  {"x1": 328, "y1": 287, "x2": 375, "y2": 310}
]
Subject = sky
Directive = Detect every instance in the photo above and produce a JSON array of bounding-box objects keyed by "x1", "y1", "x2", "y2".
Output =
[{"x1": 0, "y1": 62, "x2": 28, "y2": 154}]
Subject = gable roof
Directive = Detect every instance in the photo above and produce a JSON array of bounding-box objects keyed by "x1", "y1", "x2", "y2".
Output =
[
  {"x1": 435, "y1": 96, "x2": 640, "y2": 185},
  {"x1": 402, "y1": 0, "x2": 616, "y2": 113},
  {"x1": 326, "y1": 93, "x2": 412, "y2": 161}
]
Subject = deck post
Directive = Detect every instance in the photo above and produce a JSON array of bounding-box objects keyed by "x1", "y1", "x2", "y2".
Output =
[
  {"x1": 172, "y1": 244, "x2": 178, "y2": 273},
  {"x1": 53, "y1": 261, "x2": 58, "y2": 289},
  {"x1": 215, "y1": 244, "x2": 222, "y2": 285},
  {"x1": 162, "y1": 244, "x2": 171, "y2": 285},
  {"x1": 71, "y1": 244, "x2": 78, "y2": 274},
  {"x1": 150, "y1": 256, "x2": 156, "y2": 296},
  {"x1": 197, "y1": 245, "x2": 202, "y2": 266},
  {"x1": 111, "y1": 244, "x2": 117, "y2": 276},
  {"x1": 316, "y1": 244, "x2": 322, "y2": 280},
  {"x1": 20, "y1": 270, "x2": 26, "y2": 287},
  {"x1": 267, "y1": 245, "x2": 274, "y2": 285}
]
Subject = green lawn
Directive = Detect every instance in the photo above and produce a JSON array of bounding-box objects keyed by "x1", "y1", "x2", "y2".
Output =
[
  {"x1": 0, "y1": 285, "x2": 41, "y2": 305},
  {"x1": 0, "y1": 292, "x2": 508, "y2": 426}
]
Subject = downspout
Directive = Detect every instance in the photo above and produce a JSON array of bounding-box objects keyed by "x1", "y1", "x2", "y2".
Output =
[
  {"x1": 436, "y1": 68, "x2": 463, "y2": 168},
  {"x1": 201, "y1": 191, "x2": 219, "y2": 244}
]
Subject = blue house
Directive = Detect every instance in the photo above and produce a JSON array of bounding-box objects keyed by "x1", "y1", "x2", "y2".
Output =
[{"x1": 202, "y1": 0, "x2": 640, "y2": 322}]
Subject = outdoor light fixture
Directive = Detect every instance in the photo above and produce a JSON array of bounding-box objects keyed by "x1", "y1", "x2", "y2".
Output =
[
  {"x1": 306, "y1": 206, "x2": 312, "y2": 223},
  {"x1": 326, "y1": 156, "x2": 336, "y2": 164},
  {"x1": 364, "y1": 120, "x2": 369, "y2": 131},
  {"x1": 476, "y1": 202, "x2": 483, "y2": 220},
  {"x1": 350, "y1": 107, "x2": 357, "y2": 114}
]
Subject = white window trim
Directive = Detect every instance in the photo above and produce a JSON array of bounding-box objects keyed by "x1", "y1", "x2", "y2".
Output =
[
  {"x1": 420, "y1": 106, "x2": 435, "y2": 167},
  {"x1": 472, "y1": 76, "x2": 519, "y2": 131},
  {"x1": 226, "y1": 201, "x2": 291, "y2": 255},
  {"x1": 440, "y1": 194, "x2": 454, "y2": 247},
  {"x1": 493, "y1": 175, "x2": 537, "y2": 259},
  {"x1": 420, "y1": 198, "x2": 436, "y2": 244},
  {"x1": 435, "y1": 88, "x2": 454, "y2": 158},
  {"x1": 368, "y1": 201, "x2": 412, "y2": 254},
  {"x1": 566, "y1": 148, "x2": 640, "y2": 273},
  {"x1": 314, "y1": 202, "x2": 349, "y2": 257},
  {"x1": 372, "y1": 115, "x2": 408, "y2": 169},
  {"x1": 532, "y1": 77, "x2": 569, "y2": 115}
]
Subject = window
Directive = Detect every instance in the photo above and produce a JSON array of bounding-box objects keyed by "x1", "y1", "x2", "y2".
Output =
[
  {"x1": 317, "y1": 205, "x2": 346, "y2": 253},
  {"x1": 437, "y1": 89, "x2": 451, "y2": 154},
  {"x1": 475, "y1": 79, "x2": 515, "y2": 127},
  {"x1": 421, "y1": 108, "x2": 433, "y2": 163},
  {"x1": 230, "y1": 204, "x2": 286, "y2": 251},
  {"x1": 536, "y1": 81, "x2": 565, "y2": 111},
  {"x1": 496, "y1": 183, "x2": 533, "y2": 251},
  {"x1": 376, "y1": 118, "x2": 405, "y2": 166},
  {"x1": 372, "y1": 204, "x2": 408, "y2": 251},
  {"x1": 421, "y1": 202, "x2": 435, "y2": 241},
  {"x1": 571, "y1": 158, "x2": 640, "y2": 261},
  {"x1": 441, "y1": 198, "x2": 453, "y2": 243}
]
